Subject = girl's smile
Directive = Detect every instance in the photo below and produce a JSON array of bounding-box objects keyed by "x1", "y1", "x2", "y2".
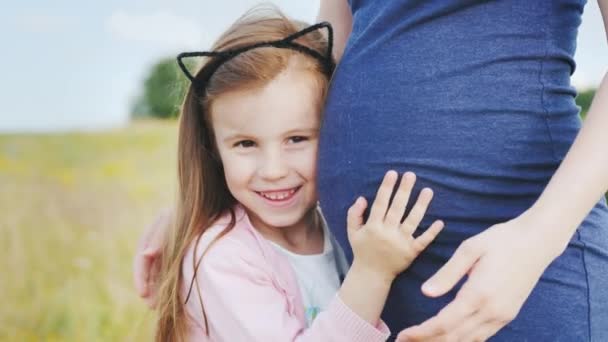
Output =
[{"x1": 255, "y1": 186, "x2": 302, "y2": 207}]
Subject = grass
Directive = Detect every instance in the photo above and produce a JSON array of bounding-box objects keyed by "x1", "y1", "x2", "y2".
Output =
[{"x1": 0, "y1": 119, "x2": 178, "y2": 341}]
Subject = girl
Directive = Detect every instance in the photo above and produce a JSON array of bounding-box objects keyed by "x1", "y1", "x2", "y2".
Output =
[{"x1": 154, "y1": 8, "x2": 444, "y2": 342}]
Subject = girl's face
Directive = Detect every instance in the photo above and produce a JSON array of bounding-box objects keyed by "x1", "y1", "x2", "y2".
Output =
[{"x1": 211, "y1": 67, "x2": 322, "y2": 232}]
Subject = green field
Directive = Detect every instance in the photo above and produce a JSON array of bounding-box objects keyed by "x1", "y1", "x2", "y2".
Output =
[{"x1": 0, "y1": 120, "x2": 178, "y2": 341}]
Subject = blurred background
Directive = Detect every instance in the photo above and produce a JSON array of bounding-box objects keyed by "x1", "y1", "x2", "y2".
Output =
[{"x1": 0, "y1": 0, "x2": 605, "y2": 341}]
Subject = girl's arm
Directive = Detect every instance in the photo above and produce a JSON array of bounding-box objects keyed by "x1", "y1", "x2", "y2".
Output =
[
  {"x1": 340, "y1": 171, "x2": 444, "y2": 324},
  {"x1": 317, "y1": 0, "x2": 352, "y2": 61},
  {"x1": 188, "y1": 172, "x2": 443, "y2": 341},
  {"x1": 185, "y1": 238, "x2": 389, "y2": 342},
  {"x1": 398, "y1": 3, "x2": 608, "y2": 340}
]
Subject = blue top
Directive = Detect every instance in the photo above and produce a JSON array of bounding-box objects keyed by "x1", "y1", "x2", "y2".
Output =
[{"x1": 317, "y1": 0, "x2": 608, "y2": 340}]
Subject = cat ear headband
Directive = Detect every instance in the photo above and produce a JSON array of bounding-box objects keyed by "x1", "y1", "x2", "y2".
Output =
[{"x1": 176, "y1": 21, "x2": 335, "y2": 94}]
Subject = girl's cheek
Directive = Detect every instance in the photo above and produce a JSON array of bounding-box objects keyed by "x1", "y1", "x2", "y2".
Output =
[
  {"x1": 220, "y1": 153, "x2": 254, "y2": 176},
  {"x1": 288, "y1": 148, "x2": 318, "y2": 173}
]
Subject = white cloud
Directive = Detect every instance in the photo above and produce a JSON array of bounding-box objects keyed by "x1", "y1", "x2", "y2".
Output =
[{"x1": 105, "y1": 10, "x2": 209, "y2": 50}]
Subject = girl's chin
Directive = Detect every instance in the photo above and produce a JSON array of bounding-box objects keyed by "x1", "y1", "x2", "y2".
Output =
[
  {"x1": 255, "y1": 212, "x2": 307, "y2": 229},
  {"x1": 248, "y1": 204, "x2": 316, "y2": 230}
]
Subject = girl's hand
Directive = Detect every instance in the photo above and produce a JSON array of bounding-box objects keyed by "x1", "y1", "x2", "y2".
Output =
[
  {"x1": 347, "y1": 170, "x2": 444, "y2": 282},
  {"x1": 133, "y1": 208, "x2": 172, "y2": 309},
  {"x1": 397, "y1": 216, "x2": 555, "y2": 341}
]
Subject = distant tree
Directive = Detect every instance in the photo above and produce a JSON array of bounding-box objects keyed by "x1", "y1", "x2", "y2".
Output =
[
  {"x1": 131, "y1": 58, "x2": 194, "y2": 119},
  {"x1": 576, "y1": 88, "x2": 596, "y2": 119}
]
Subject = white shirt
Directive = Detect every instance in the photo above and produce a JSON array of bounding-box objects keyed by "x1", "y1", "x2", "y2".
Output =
[{"x1": 269, "y1": 213, "x2": 347, "y2": 327}]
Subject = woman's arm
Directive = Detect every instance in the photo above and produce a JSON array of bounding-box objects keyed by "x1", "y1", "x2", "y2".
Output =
[
  {"x1": 522, "y1": 0, "x2": 608, "y2": 253},
  {"x1": 133, "y1": 208, "x2": 172, "y2": 308},
  {"x1": 398, "y1": 2, "x2": 608, "y2": 340},
  {"x1": 317, "y1": 0, "x2": 352, "y2": 61},
  {"x1": 524, "y1": 73, "x2": 608, "y2": 256}
]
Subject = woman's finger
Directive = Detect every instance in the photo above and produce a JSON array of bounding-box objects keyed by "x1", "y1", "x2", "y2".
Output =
[
  {"x1": 421, "y1": 239, "x2": 482, "y2": 297},
  {"x1": 368, "y1": 170, "x2": 398, "y2": 222},
  {"x1": 384, "y1": 172, "x2": 416, "y2": 227},
  {"x1": 468, "y1": 322, "x2": 502, "y2": 341},
  {"x1": 133, "y1": 208, "x2": 172, "y2": 300},
  {"x1": 442, "y1": 310, "x2": 487, "y2": 341},
  {"x1": 133, "y1": 250, "x2": 153, "y2": 297},
  {"x1": 400, "y1": 187, "x2": 433, "y2": 235},
  {"x1": 397, "y1": 292, "x2": 478, "y2": 340}
]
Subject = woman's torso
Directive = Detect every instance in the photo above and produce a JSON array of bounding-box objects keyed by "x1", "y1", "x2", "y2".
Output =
[{"x1": 317, "y1": 0, "x2": 608, "y2": 339}]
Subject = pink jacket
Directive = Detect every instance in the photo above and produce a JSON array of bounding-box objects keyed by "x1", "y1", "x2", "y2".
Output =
[{"x1": 181, "y1": 205, "x2": 391, "y2": 341}]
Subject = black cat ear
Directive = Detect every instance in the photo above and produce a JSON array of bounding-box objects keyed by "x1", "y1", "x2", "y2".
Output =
[
  {"x1": 176, "y1": 51, "x2": 224, "y2": 83},
  {"x1": 279, "y1": 21, "x2": 335, "y2": 75},
  {"x1": 176, "y1": 21, "x2": 336, "y2": 90},
  {"x1": 282, "y1": 21, "x2": 334, "y2": 62}
]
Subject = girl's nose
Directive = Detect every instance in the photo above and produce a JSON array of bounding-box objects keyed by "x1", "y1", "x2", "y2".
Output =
[{"x1": 258, "y1": 149, "x2": 289, "y2": 180}]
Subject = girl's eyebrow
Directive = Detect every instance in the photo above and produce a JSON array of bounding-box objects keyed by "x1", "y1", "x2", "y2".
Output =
[
  {"x1": 222, "y1": 133, "x2": 255, "y2": 143},
  {"x1": 221, "y1": 127, "x2": 319, "y2": 143},
  {"x1": 283, "y1": 127, "x2": 319, "y2": 135}
]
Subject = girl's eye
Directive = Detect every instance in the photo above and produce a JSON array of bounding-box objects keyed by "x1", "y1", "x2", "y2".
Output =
[
  {"x1": 288, "y1": 136, "x2": 308, "y2": 144},
  {"x1": 234, "y1": 140, "x2": 256, "y2": 148}
]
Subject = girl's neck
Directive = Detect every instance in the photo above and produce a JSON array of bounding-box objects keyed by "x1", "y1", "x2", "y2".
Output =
[{"x1": 249, "y1": 207, "x2": 324, "y2": 255}]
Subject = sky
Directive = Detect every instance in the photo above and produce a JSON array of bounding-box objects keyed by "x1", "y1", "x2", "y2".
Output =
[{"x1": 0, "y1": 0, "x2": 606, "y2": 132}]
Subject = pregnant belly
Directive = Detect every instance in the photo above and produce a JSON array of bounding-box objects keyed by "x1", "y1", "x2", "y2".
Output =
[{"x1": 317, "y1": 98, "x2": 580, "y2": 261}]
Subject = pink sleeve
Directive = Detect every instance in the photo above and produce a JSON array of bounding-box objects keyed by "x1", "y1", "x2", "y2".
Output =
[{"x1": 183, "y1": 238, "x2": 390, "y2": 342}]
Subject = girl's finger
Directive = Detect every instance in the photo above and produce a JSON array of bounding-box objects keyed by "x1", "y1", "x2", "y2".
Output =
[
  {"x1": 411, "y1": 220, "x2": 444, "y2": 253},
  {"x1": 368, "y1": 170, "x2": 398, "y2": 223},
  {"x1": 384, "y1": 172, "x2": 416, "y2": 227},
  {"x1": 400, "y1": 188, "x2": 433, "y2": 235},
  {"x1": 347, "y1": 196, "x2": 367, "y2": 233}
]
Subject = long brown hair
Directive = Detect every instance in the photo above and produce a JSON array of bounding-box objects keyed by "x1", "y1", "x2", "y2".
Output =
[{"x1": 155, "y1": 5, "x2": 332, "y2": 341}]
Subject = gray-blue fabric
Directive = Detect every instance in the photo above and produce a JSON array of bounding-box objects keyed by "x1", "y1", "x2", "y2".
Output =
[{"x1": 317, "y1": 0, "x2": 608, "y2": 340}]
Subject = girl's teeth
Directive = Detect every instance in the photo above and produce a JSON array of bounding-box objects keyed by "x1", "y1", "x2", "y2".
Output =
[{"x1": 261, "y1": 189, "x2": 296, "y2": 200}]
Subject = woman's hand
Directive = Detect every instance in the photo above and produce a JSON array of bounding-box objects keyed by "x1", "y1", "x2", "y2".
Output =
[
  {"x1": 347, "y1": 170, "x2": 445, "y2": 282},
  {"x1": 133, "y1": 208, "x2": 172, "y2": 309},
  {"x1": 397, "y1": 215, "x2": 558, "y2": 341}
]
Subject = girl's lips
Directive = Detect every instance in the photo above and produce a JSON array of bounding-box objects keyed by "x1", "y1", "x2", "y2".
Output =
[{"x1": 255, "y1": 186, "x2": 302, "y2": 207}]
